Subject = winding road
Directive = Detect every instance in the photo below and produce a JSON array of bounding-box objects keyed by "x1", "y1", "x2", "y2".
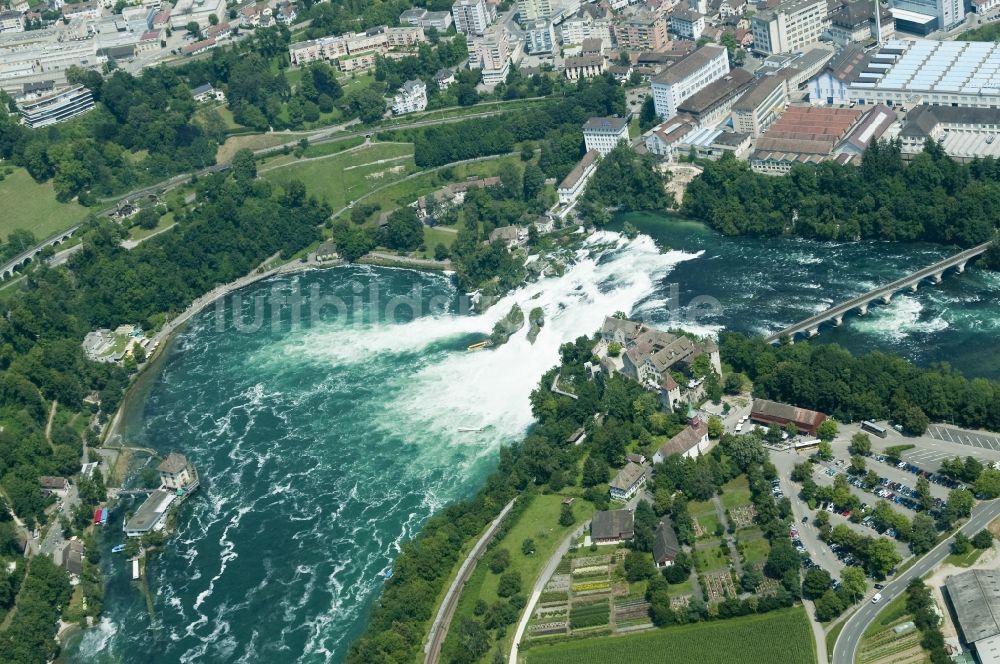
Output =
[{"x1": 832, "y1": 499, "x2": 1000, "y2": 664}]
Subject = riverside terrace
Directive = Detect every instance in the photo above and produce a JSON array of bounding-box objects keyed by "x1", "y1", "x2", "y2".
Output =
[{"x1": 766, "y1": 240, "x2": 993, "y2": 343}]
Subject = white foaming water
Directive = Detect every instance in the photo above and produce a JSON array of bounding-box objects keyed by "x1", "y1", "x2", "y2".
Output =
[{"x1": 852, "y1": 295, "x2": 949, "y2": 340}]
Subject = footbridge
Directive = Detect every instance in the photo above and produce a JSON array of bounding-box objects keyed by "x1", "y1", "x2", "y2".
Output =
[
  {"x1": 1, "y1": 226, "x2": 80, "y2": 280},
  {"x1": 766, "y1": 240, "x2": 993, "y2": 343}
]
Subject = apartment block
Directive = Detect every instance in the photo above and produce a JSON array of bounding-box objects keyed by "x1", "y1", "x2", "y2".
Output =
[
  {"x1": 467, "y1": 27, "x2": 511, "y2": 84},
  {"x1": 751, "y1": 0, "x2": 827, "y2": 55},
  {"x1": 517, "y1": 0, "x2": 552, "y2": 22},
  {"x1": 650, "y1": 44, "x2": 729, "y2": 118},
  {"x1": 612, "y1": 9, "x2": 669, "y2": 52},
  {"x1": 18, "y1": 85, "x2": 94, "y2": 128},
  {"x1": 452, "y1": 0, "x2": 493, "y2": 35},
  {"x1": 583, "y1": 116, "x2": 630, "y2": 154}
]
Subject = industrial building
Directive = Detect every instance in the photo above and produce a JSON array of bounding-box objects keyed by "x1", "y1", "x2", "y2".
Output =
[
  {"x1": 896, "y1": 105, "x2": 1000, "y2": 161},
  {"x1": 946, "y1": 569, "x2": 1000, "y2": 664},
  {"x1": 650, "y1": 44, "x2": 730, "y2": 119},
  {"x1": 849, "y1": 40, "x2": 1000, "y2": 109},
  {"x1": 751, "y1": 0, "x2": 827, "y2": 55}
]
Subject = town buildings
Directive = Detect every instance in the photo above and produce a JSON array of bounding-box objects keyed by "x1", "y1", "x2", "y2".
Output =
[
  {"x1": 517, "y1": 0, "x2": 552, "y2": 22},
  {"x1": 650, "y1": 44, "x2": 729, "y2": 118},
  {"x1": 467, "y1": 27, "x2": 511, "y2": 84},
  {"x1": 525, "y1": 19, "x2": 556, "y2": 53},
  {"x1": 0, "y1": 9, "x2": 24, "y2": 33},
  {"x1": 557, "y1": 149, "x2": 598, "y2": 204},
  {"x1": 158, "y1": 453, "x2": 198, "y2": 491},
  {"x1": 583, "y1": 116, "x2": 630, "y2": 154},
  {"x1": 612, "y1": 9, "x2": 669, "y2": 52},
  {"x1": 675, "y1": 67, "x2": 754, "y2": 127},
  {"x1": 452, "y1": 0, "x2": 493, "y2": 35},
  {"x1": 669, "y1": 8, "x2": 705, "y2": 41},
  {"x1": 896, "y1": 105, "x2": 1000, "y2": 161},
  {"x1": 288, "y1": 26, "x2": 428, "y2": 69},
  {"x1": 560, "y1": 4, "x2": 612, "y2": 47},
  {"x1": 890, "y1": 0, "x2": 963, "y2": 33},
  {"x1": 751, "y1": 0, "x2": 827, "y2": 55},
  {"x1": 749, "y1": 105, "x2": 866, "y2": 173},
  {"x1": 808, "y1": 44, "x2": 865, "y2": 105},
  {"x1": 828, "y1": 0, "x2": 894, "y2": 46},
  {"x1": 848, "y1": 40, "x2": 1000, "y2": 109},
  {"x1": 169, "y1": 0, "x2": 226, "y2": 30},
  {"x1": 610, "y1": 461, "x2": 646, "y2": 501},
  {"x1": 564, "y1": 54, "x2": 606, "y2": 79},
  {"x1": 732, "y1": 74, "x2": 789, "y2": 136},
  {"x1": 392, "y1": 79, "x2": 427, "y2": 114},
  {"x1": 124, "y1": 452, "x2": 199, "y2": 537},
  {"x1": 17, "y1": 84, "x2": 94, "y2": 128}
]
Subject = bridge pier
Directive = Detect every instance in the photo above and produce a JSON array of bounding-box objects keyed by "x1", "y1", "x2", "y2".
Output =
[
  {"x1": 807, "y1": 327, "x2": 819, "y2": 337},
  {"x1": 933, "y1": 271, "x2": 943, "y2": 284},
  {"x1": 881, "y1": 293, "x2": 892, "y2": 304},
  {"x1": 957, "y1": 261, "x2": 967, "y2": 273},
  {"x1": 910, "y1": 282, "x2": 918, "y2": 292},
  {"x1": 859, "y1": 303, "x2": 868, "y2": 316},
  {"x1": 833, "y1": 315, "x2": 843, "y2": 327}
]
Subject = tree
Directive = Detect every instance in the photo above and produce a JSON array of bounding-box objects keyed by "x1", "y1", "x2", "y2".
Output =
[
  {"x1": 209, "y1": 13, "x2": 219, "y2": 25},
  {"x1": 434, "y1": 243, "x2": 450, "y2": 261},
  {"x1": 345, "y1": 88, "x2": 386, "y2": 123},
  {"x1": 915, "y1": 477, "x2": 934, "y2": 512},
  {"x1": 909, "y1": 514, "x2": 937, "y2": 555},
  {"x1": 849, "y1": 432, "x2": 872, "y2": 456},
  {"x1": 866, "y1": 537, "x2": 902, "y2": 578},
  {"x1": 945, "y1": 489, "x2": 975, "y2": 523},
  {"x1": 521, "y1": 538, "x2": 535, "y2": 555},
  {"x1": 522, "y1": 162, "x2": 545, "y2": 201},
  {"x1": 624, "y1": 550, "x2": 655, "y2": 582},
  {"x1": 975, "y1": 468, "x2": 1000, "y2": 499},
  {"x1": 802, "y1": 567, "x2": 833, "y2": 598},
  {"x1": 849, "y1": 455, "x2": 867, "y2": 475},
  {"x1": 497, "y1": 571, "x2": 521, "y2": 597},
  {"x1": 952, "y1": 532, "x2": 972, "y2": 555},
  {"x1": 582, "y1": 456, "x2": 609, "y2": 488},
  {"x1": 186, "y1": 21, "x2": 200, "y2": 36},
  {"x1": 723, "y1": 373, "x2": 743, "y2": 395},
  {"x1": 639, "y1": 95, "x2": 657, "y2": 131},
  {"x1": 814, "y1": 589, "x2": 846, "y2": 622},
  {"x1": 452, "y1": 617, "x2": 489, "y2": 662},
  {"x1": 764, "y1": 539, "x2": 800, "y2": 579},
  {"x1": 607, "y1": 342, "x2": 622, "y2": 357},
  {"x1": 383, "y1": 207, "x2": 423, "y2": 252},
  {"x1": 707, "y1": 416, "x2": 724, "y2": 439},
  {"x1": 232, "y1": 148, "x2": 257, "y2": 182},
  {"x1": 840, "y1": 566, "x2": 867, "y2": 603},
  {"x1": 488, "y1": 548, "x2": 510, "y2": 574},
  {"x1": 741, "y1": 567, "x2": 764, "y2": 592},
  {"x1": 817, "y1": 419, "x2": 839, "y2": 441},
  {"x1": 791, "y1": 461, "x2": 813, "y2": 483},
  {"x1": 898, "y1": 403, "x2": 930, "y2": 435},
  {"x1": 972, "y1": 529, "x2": 994, "y2": 549},
  {"x1": 815, "y1": 441, "x2": 833, "y2": 462},
  {"x1": 559, "y1": 502, "x2": 574, "y2": 527}
]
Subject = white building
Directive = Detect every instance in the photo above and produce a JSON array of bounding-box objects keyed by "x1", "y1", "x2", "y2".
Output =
[
  {"x1": 392, "y1": 79, "x2": 428, "y2": 114},
  {"x1": 670, "y1": 8, "x2": 705, "y2": 40},
  {"x1": 652, "y1": 421, "x2": 709, "y2": 464},
  {"x1": 17, "y1": 85, "x2": 94, "y2": 128},
  {"x1": 0, "y1": 10, "x2": 24, "y2": 33},
  {"x1": 560, "y1": 5, "x2": 612, "y2": 47},
  {"x1": 169, "y1": 0, "x2": 227, "y2": 30},
  {"x1": 849, "y1": 39, "x2": 1000, "y2": 109},
  {"x1": 890, "y1": 0, "x2": 963, "y2": 33},
  {"x1": 808, "y1": 43, "x2": 864, "y2": 105},
  {"x1": 750, "y1": 0, "x2": 827, "y2": 55},
  {"x1": 467, "y1": 28, "x2": 511, "y2": 84},
  {"x1": 452, "y1": 0, "x2": 492, "y2": 35},
  {"x1": 557, "y1": 149, "x2": 598, "y2": 204},
  {"x1": 583, "y1": 116, "x2": 630, "y2": 154},
  {"x1": 828, "y1": 0, "x2": 894, "y2": 46},
  {"x1": 525, "y1": 20, "x2": 555, "y2": 53},
  {"x1": 732, "y1": 74, "x2": 788, "y2": 136},
  {"x1": 517, "y1": 0, "x2": 552, "y2": 22},
  {"x1": 609, "y1": 462, "x2": 646, "y2": 502},
  {"x1": 650, "y1": 44, "x2": 729, "y2": 119}
]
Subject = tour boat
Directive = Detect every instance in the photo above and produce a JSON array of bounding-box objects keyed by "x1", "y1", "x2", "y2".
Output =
[
  {"x1": 457, "y1": 427, "x2": 484, "y2": 433},
  {"x1": 466, "y1": 340, "x2": 489, "y2": 352},
  {"x1": 111, "y1": 544, "x2": 125, "y2": 553},
  {"x1": 382, "y1": 567, "x2": 393, "y2": 580}
]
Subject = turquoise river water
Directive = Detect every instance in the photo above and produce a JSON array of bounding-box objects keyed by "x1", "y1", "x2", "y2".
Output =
[{"x1": 65, "y1": 221, "x2": 1000, "y2": 663}]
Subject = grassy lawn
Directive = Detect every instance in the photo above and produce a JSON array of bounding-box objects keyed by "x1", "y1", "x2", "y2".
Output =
[
  {"x1": 720, "y1": 476, "x2": 752, "y2": 509},
  {"x1": 524, "y1": 607, "x2": 816, "y2": 664},
  {"x1": 738, "y1": 536, "x2": 770, "y2": 564},
  {"x1": 126, "y1": 212, "x2": 175, "y2": 241},
  {"x1": 667, "y1": 577, "x2": 693, "y2": 597},
  {"x1": 694, "y1": 540, "x2": 731, "y2": 572},
  {"x1": 697, "y1": 512, "x2": 721, "y2": 538},
  {"x1": 422, "y1": 227, "x2": 457, "y2": 258},
  {"x1": 826, "y1": 619, "x2": 846, "y2": 662},
  {"x1": 262, "y1": 143, "x2": 416, "y2": 211},
  {"x1": 0, "y1": 168, "x2": 88, "y2": 240},
  {"x1": 945, "y1": 546, "x2": 986, "y2": 568},
  {"x1": 445, "y1": 493, "x2": 594, "y2": 662}
]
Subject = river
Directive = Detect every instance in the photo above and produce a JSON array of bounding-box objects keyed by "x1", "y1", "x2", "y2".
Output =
[{"x1": 64, "y1": 220, "x2": 1000, "y2": 663}]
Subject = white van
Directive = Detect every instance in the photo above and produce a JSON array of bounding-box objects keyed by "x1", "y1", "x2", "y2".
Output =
[{"x1": 872, "y1": 593, "x2": 883, "y2": 604}]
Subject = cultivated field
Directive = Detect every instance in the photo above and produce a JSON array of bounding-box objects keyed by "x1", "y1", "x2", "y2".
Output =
[{"x1": 523, "y1": 607, "x2": 816, "y2": 664}]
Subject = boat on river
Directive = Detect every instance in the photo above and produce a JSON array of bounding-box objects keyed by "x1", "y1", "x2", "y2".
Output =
[
  {"x1": 111, "y1": 544, "x2": 125, "y2": 553},
  {"x1": 466, "y1": 340, "x2": 489, "y2": 352}
]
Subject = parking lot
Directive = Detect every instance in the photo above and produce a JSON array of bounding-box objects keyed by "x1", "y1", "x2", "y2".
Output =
[{"x1": 927, "y1": 424, "x2": 1000, "y2": 451}]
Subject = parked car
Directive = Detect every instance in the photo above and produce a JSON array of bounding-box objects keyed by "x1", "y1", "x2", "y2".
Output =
[{"x1": 872, "y1": 593, "x2": 883, "y2": 603}]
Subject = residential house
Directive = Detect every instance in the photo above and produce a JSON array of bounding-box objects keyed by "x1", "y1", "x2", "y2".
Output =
[
  {"x1": 488, "y1": 225, "x2": 528, "y2": 248},
  {"x1": 276, "y1": 3, "x2": 296, "y2": 25},
  {"x1": 610, "y1": 462, "x2": 646, "y2": 501},
  {"x1": 434, "y1": 68, "x2": 456, "y2": 89},
  {"x1": 556, "y1": 149, "x2": 598, "y2": 204},
  {"x1": 560, "y1": 4, "x2": 613, "y2": 47},
  {"x1": 612, "y1": 9, "x2": 669, "y2": 52},
  {"x1": 61, "y1": 539, "x2": 84, "y2": 579},
  {"x1": 17, "y1": 85, "x2": 94, "y2": 128},
  {"x1": 392, "y1": 79, "x2": 427, "y2": 114},
  {"x1": 39, "y1": 476, "x2": 69, "y2": 496},
  {"x1": 191, "y1": 82, "x2": 224, "y2": 103},
  {"x1": 652, "y1": 517, "x2": 680, "y2": 567},
  {"x1": 137, "y1": 29, "x2": 163, "y2": 53},
  {"x1": 525, "y1": 19, "x2": 555, "y2": 52},
  {"x1": 652, "y1": 419, "x2": 709, "y2": 463},
  {"x1": 181, "y1": 37, "x2": 217, "y2": 56},
  {"x1": 591, "y1": 509, "x2": 635, "y2": 544},
  {"x1": 670, "y1": 8, "x2": 705, "y2": 40},
  {"x1": 467, "y1": 27, "x2": 511, "y2": 84},
  {"x1": 827, "y1": 0, "x2": 893, "y2": 46},
  {"x1": 159, "y1": 452, "x2": 198, "y2": 491},
  {"x1": 564, "y1": 54, "x2": 606, "y2": 79}
]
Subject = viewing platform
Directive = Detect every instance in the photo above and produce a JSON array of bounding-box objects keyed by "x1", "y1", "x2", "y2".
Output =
[{"x1": 766, "y1": 241, "x2": 993, "y2": 343}]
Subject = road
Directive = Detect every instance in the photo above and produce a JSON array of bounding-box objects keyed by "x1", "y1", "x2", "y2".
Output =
[
  {"x1": 832, "y1": 499, "x2": 1000, "y2": 664},
  {"x1": 509, "y1": 519, "x2": 591, "y2": 664},
  {"x1": 425, "y1": 498, "x2": 516, "y2": 664}
]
